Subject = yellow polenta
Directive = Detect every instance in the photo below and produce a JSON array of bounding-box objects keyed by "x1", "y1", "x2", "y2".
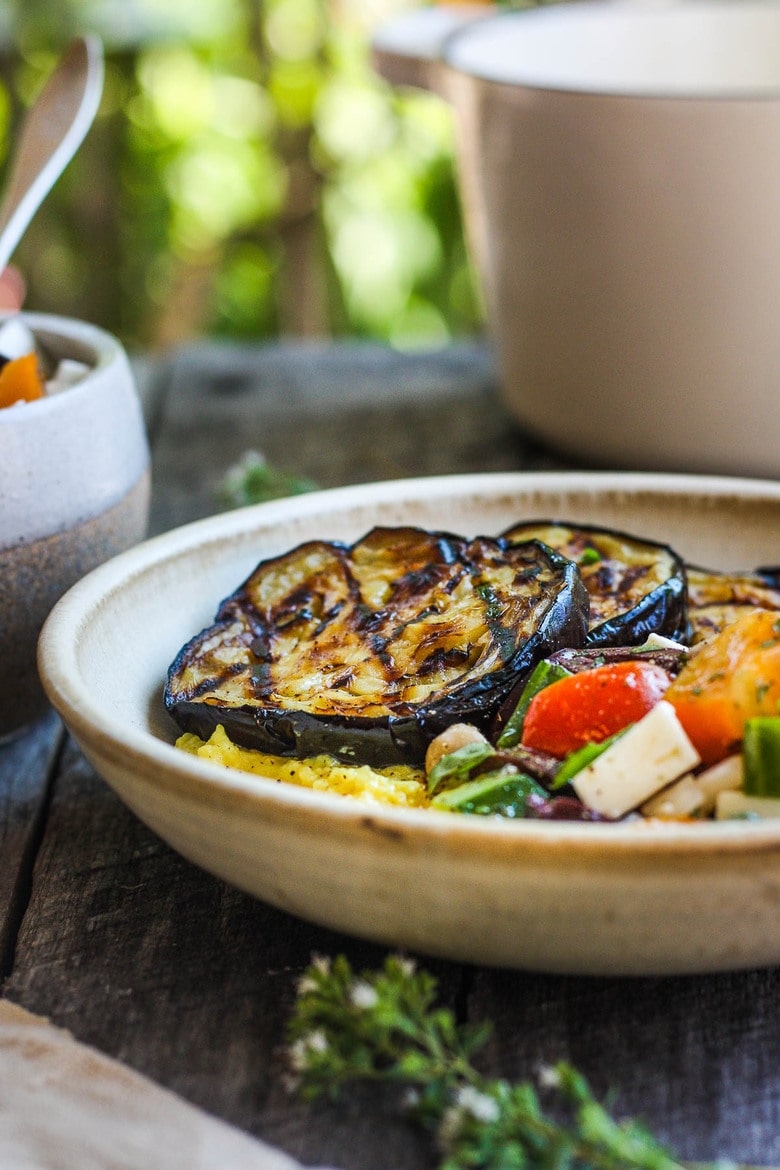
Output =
[{"x1": 176, "y1": 723, "x2": 429, "y2": 808}]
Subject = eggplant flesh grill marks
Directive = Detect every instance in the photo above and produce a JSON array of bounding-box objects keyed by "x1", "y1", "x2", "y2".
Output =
[
  {"x1": 685, "y1": 566, "x2": 780, "y2": 645},
  {"x1": 165, "y1": 526, "x2": 589, "y2": 766},
  {"x1": 500, "y1": 521, "x2": 687, "y2": 647}
]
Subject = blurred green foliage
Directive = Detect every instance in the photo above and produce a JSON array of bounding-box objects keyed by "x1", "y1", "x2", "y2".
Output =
[{"x1": 0, "y1": 0, "x2": 483, "y2": 349}]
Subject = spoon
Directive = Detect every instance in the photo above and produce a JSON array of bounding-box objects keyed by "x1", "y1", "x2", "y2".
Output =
[{"x1": 0, "y1": 36, "x2": 104, "y2": 276}]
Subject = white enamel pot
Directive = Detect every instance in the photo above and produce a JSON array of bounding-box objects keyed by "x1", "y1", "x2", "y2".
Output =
[{"x1": 373, "y1": 1, "x2": 780, "y2": 477}]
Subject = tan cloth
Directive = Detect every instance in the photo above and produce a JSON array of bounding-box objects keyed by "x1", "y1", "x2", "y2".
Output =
[{"x1": 0, "y1": 1000, "x2": 328, "y2": 1170}]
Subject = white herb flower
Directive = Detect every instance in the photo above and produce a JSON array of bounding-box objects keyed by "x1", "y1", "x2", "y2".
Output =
[
  {"x1": 437, "y1": 1086, "x2": 500, "y2": 1151},
  {"x1": 349, "y1": 980, "x2": 379, "y2": 1010},
  {"x1": 288, "y1": 1030, "x2": 329, "y2": 1071},
  {"x1": 296, "y1": 974, "x2": 319, "y2": 996},
  {"x1": 282, "y1": 1072, "x2": 300, "y2": 1094},
  {"x1": 307, "y1": 1030, "x2": 328, "y2": 1053},
  {"x1": 395, "y1": 957, "x2": 417, "y2": 977},
  {"x1": 437, "y1": 1104, "x2": 466, "y2": 1150},
  {"x1": 454, "y1": 1084, "x2": 501, "y2": 1124},
  {"x1": 402, "y1": 1087, "x2": 421, "y2": 1111},
  {"x1": 288, "y1": 1040, "x2": 309, "y2": 1073},
  {"x1": 538, "y1": 1064, "x2": 562, "y2": 1090},
  {"x1": 310, "y1": 954, "x2": 332, "y2": 976}
]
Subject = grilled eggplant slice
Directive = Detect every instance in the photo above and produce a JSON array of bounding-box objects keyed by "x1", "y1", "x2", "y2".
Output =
[
  {"x1": 500, "y1": 521, "x2": 686, "y2": 647},
  {"x1": 686, "y1": 566, "x2": 780, "y2": 645},
  {"x1": 165, "y1": 525, "x2": 588, "y2": 766}
]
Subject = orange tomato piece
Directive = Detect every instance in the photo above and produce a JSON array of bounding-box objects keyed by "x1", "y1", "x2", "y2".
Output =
[
  {"x1": 0, "y1": 353, "x2": 45, "y2": 408},
  {"x1": 520, "y1": 660, "x2": 672, "y2": 758},
  {"x1": 665, "y1": 608, "x2": 780, "y2": 765}
]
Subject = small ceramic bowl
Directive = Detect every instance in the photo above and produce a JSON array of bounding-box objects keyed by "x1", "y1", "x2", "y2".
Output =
[{"x1": 0, "y1": 313, "x2": 150, "y2": 741}]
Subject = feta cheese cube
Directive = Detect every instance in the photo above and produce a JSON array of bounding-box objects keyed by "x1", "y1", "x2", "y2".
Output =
[
  {"x1": 716, "y1": 790, "x2": 780, "y2": 820},
  {"x1": 572, "y1": 700, "x2": 701, "y2": 819},
  {"x1": 641, "y1": 754, "x2": 743, "y2": 818}
]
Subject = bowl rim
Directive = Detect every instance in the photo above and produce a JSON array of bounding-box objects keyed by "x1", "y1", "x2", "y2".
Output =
[{"x1": 37, "y1": 468, "x2": 780, "y2": 858}]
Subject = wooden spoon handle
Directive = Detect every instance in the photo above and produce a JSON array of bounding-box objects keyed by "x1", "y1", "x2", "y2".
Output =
[{"x1": 0, "y1": 37, "x2": 103, "y2": 274}]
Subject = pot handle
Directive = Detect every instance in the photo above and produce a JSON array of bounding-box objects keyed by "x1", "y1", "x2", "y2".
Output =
[{"x1": 371, "y1": 4, "x2": 490, "y2": 93}]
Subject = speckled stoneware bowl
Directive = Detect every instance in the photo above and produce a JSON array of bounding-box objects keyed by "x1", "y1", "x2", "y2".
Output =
[
  {"x1": 37, "y1": 472, "x2": 780, "y2": 974},
  {"x1": 1, "y1": 313, "x2": 150, "y2": 740}
]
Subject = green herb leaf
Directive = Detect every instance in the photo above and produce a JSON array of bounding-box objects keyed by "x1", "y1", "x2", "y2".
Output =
[
  {"x1": 427, "y1": 741, "x2": 495, "y2": 795},
  {"x1": 219, "y1": 449, "x2": 317, "y2": 508},
  {"x1": 496, "y1": 660, "x2": 573, "y2": 749},
  {"x1": 552, "y1": 727, "x2": 632, "y2": 789},
  {"x1": 432, "y1": 768, "x2": 547, "y2": 816}
]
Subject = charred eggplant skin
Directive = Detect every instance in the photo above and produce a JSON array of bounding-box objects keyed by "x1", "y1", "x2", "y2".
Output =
[
  {"x1": 165, "y1": 525, "x2": 589, "y2": 766},
  {"x1": 500, "y1": 521, "x2": 687, "y2": 647}
]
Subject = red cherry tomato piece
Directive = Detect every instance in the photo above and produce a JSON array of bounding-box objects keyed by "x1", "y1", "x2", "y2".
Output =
[{"x1": 521, "y1": 660, "x2": 672, "y2": 758}]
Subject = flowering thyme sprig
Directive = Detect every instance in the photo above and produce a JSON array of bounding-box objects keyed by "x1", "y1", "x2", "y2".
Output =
[
  {"x1": 287, "y1": 954, "x2": 488, "y2": 1109},
  {"x1": 286, "y1": 953, "x2": 714, "y2": 1170}
]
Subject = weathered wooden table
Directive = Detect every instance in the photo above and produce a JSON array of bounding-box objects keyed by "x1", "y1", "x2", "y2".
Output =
[{"x1": 2, "y1": 341, "x2": 779, "y2": 1167}]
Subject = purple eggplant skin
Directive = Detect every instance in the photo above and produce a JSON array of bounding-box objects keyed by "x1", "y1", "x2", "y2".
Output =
[
  {"x1": 500, "y1": 520, "x2": 687, "y2": 648},
  {"x1": 757, "y1": 566, "x2": 780, "y2": 589},
  {"x1": 165, "y1": 527, "x2": 590, "y2": 767}
]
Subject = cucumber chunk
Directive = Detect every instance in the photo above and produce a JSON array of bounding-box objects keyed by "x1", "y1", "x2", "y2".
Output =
[
  {"x1": 743, "y1": 717, "x2": 780, "y2": 798},
  {"x1": 432, "y1": 768, "x2": 547, "y2": 817}
]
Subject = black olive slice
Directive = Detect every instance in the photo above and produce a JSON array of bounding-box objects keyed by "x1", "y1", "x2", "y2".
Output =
[
  {"x1": 165, "y1": 525, "x2": 588, "y2": 766},
  {"x1": 501, "y1": 521, "x2": 686, "y2": 647}
]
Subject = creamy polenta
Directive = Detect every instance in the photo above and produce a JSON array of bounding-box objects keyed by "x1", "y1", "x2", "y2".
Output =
[{"x1": 177, "y1": 723, "x2": 429, "y2": 808}]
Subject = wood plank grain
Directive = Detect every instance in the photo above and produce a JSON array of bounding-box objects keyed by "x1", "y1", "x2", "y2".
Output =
[
  {"x1": 469, "y1": 964, "x2": 780, "y2": 1165},
  {"x1": 13, "y1": 728, "x2": 778, "y2": 1166},
  {"x1": 3, "y1": 736, "x2": 457, "y2": 1169},
  {"x1": 0, "y1": 711, "x2": 63, "y2": 979},
  {"x1": 0, "y1": 356, "x2": 165, "y2": 981},
  {"x1": 148, "y1": 341, "x2": 566, "y2": 536}
]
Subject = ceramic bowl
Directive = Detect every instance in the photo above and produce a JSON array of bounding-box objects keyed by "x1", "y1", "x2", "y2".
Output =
[
  {"x1": 37, "y1": 471, "x2": 780, "y2": 975},
  {"x1": 373, "y1": 0, "x2": 780, "y2": 476},
  {"x1": 0, "y1": 313, "x2": 150, "y2": 740}
]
